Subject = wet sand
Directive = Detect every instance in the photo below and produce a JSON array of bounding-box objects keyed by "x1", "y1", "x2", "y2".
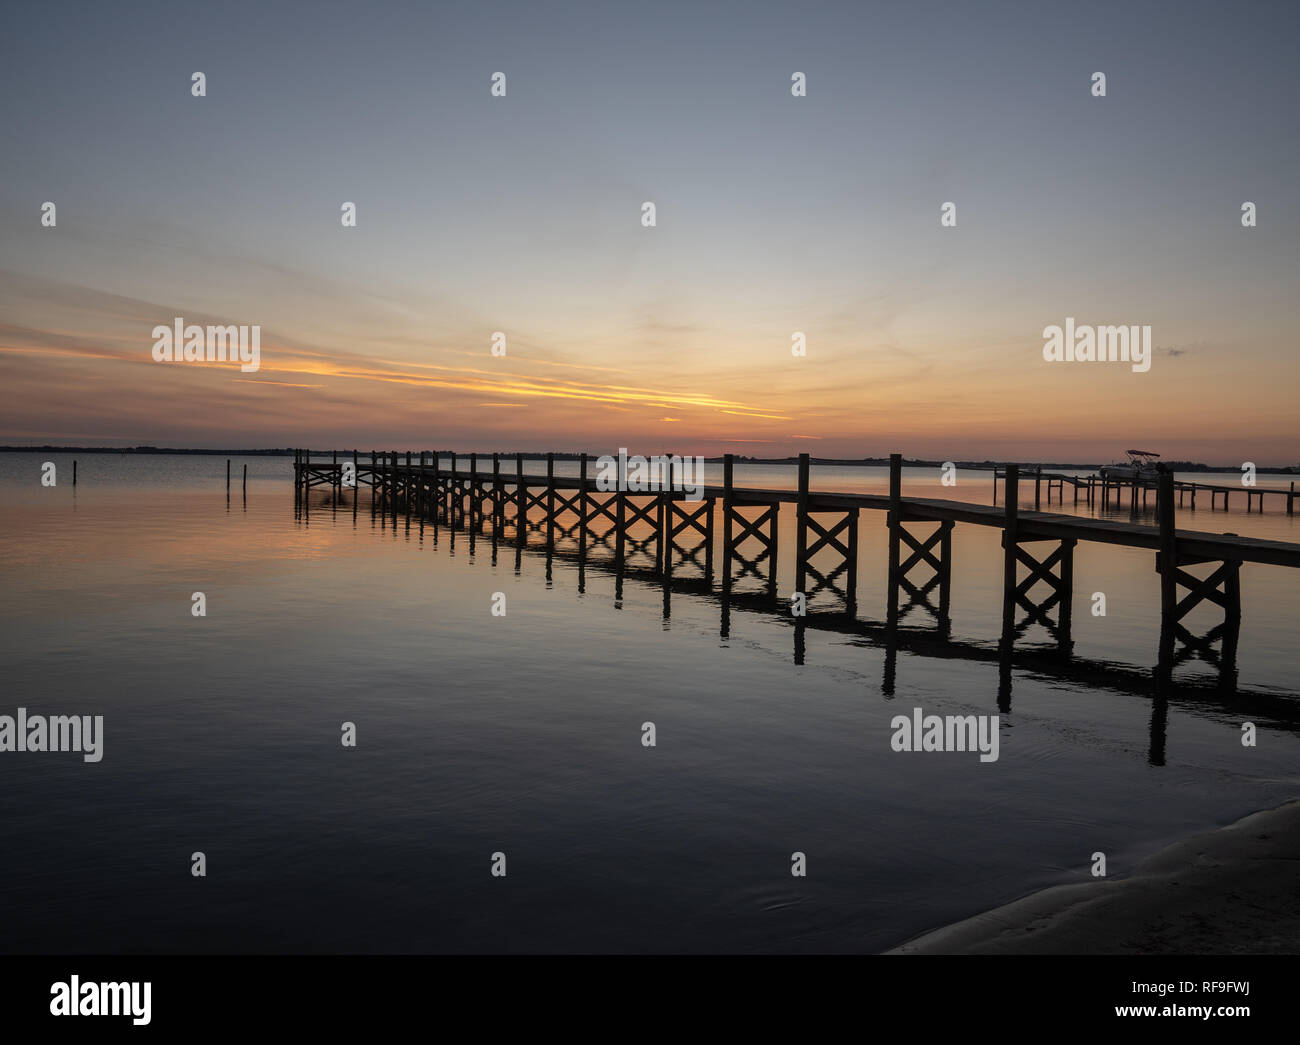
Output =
[{"x1": 890, "y1": 801, "x2": 1300, "y2": 954}]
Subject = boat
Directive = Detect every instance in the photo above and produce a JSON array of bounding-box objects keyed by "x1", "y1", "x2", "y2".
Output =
[{"x1": 1098, "y1": 449, "x2": 1160, "y2": 481}]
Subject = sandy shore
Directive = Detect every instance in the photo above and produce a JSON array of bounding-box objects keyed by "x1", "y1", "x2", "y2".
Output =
[{"x1": 889, "y1": 800, "x2": 1300, "y2": 954}]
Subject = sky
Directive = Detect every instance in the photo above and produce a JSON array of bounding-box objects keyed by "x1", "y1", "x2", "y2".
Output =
[{"x1": 0, "y1": 0, "x2": 1297, "y2": 463}]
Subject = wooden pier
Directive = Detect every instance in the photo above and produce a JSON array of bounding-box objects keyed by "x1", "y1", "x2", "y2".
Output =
[
  {"x1": 293, "y1": 449, "x2": 1300, "y2": 679},
  {"x1": 994, "y1": 466, "x2": 1297, "y2": 515}
]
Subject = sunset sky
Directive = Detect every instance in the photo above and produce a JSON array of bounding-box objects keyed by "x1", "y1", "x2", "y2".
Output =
[{"x1": 1, "y1": 0, "x2": 1297, "y2": 463}]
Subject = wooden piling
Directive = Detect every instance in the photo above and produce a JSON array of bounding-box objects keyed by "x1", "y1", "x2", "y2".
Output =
[
  {"x1": 242, "y1": 463, "x2": 247, "y2": 493},
  {"x1": 1000, "y1": 464, "x2": 1019, "y2": 643},
  {"x1": 470, "y1": 453, "x2": 479, "y2": 526},
  {"x1": 887, "y1": 453, "x2": 902, "y2": 628},
  {"x1": 578, "y1": 453, "x2": 588, "y2": 556},
  {"x1": 1156, "y1": 468, "x2": 1178, "y2": 650},
  {"x1": 546, "y1": 453, "x2": 555, "y2": 551},
  {"x1": 795, "y1": 453, "x2": 810, "y2": 603},
  {"x1": 492, "y1": 453, "x2": 502, "y2": 528},
  {"x1": 449, "y1": 453, "x2": 458, "y2": 524},
  {"x1": 722, "y1": 454, "x2": 734, "y2": 598},
  {"x1": 515, "y1": 453, "x2": 526, "y2": 545},
  {"x1": 226, "y1": 459, "x2": 231, "y2": 492},
  {"x1": 1034, "y1": 466, "x2": 1041, "y2": 511},
  {"x1": 664, "y1": 457, "x2": 675, "y2": 581},
  {"x1": 73, "y1": 460, "x2": 77, "y2": 486}
]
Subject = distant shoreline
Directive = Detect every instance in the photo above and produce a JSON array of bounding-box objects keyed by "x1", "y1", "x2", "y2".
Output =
[{"x1": 1, "y1": 447, "x2": 1296, "y2": 474}]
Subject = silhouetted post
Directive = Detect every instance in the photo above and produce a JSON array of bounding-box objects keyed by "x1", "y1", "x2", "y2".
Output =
[
  {"x1": 546, "y1": 453, "x2": 555, "y2": 551},
  {"x1": 227, "y1": 459, "x2": 231, "y2": 492},
  {"x1": 1034, "y1": 466, "x2": 1041, "y2": 510},
  {"x1": 616, "y1": 453, "x2": 627, "y2": 572},
  {"x1": 795, "y1": 453, "x2": 810, "y2": 604},
  {"x1": 578, "y1": 453, "x2": 588, "y2": 558},
  {"x1": 73, "y1": 460, "x2": 77, "y2": 486},
  {"x1": 664, "y1": 457, "x2": 675, "y2": 580},
  {"x1": 470, "y1": 453, "x2": 479, "y2": 526},
  {"x1": 242, "y1": 464, "x2": 247, "y2": 494},
  {"x1": 1000, "y1": 464, "x2": 1019, "y2": 645},
  {"x1": 392, "y1": 451, "x2": 400, "y2": 518},
  {"x1": 446, "y1": 453, "x2": 455, "y2": 524},
  {"x1": 492, "y1": 453, "x2": 502, "y2": 528},
  {"x1": 516, "y1": 453, "x2": 526, "y2": 545},
  {"x1": 846, "y1": 504, "x2": 859, "y2": 616},
  {"x1": 768, "y1": 498, "x2": 780, "y2": 599},
  {"x1": 938, "y1": 521, "x2": 953, "y2": 626},
  {"x1": 1058, "y1": 539, "x2": 1075, "y2": 646},
  {"x1": 887, "y1": 453, "x2": 902, "y2": 629},
  {"x1": 333, "y1": 449, "x2": 338, "y2": 496},
  {"x1": 1157, "y1": 467, "x2": 1177, "y2": 665},
  {"x1": 722, "y1": 454, "x2": 734, "y2": 599}
]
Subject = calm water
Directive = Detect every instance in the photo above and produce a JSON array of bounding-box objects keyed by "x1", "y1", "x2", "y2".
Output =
[{"x1": 1, "y1": 452, "x2": 1297, "y2": 953}]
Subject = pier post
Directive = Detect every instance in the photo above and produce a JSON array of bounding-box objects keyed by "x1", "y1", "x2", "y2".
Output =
[
  {"x1": 1156, "y1": 467, "x2": 1178, "y2": 672},
  {"x1": 73, "y1": 460, "x2": 77, "y2": 486},
  {"x1": 516, "y1": 453, "x2": 526, "y2": 545},
  {"x1": 242, "y1": 464, "x2": 247, "y2": 494},
  {"x1": 615, "y1": 451, "x2": 626, "y2": 572},
  {"x1": 887, "y1": 453, "x2": 902, "y2": 628},
  {"x1": 1034, "y1": 466, "x2": 1041, "y2": 510},
  {"x1": 449, "y1": 453, "x2": 457, "y2": 525},
  {"x1": 578, "y1": 453, "x2": 588, "y2": 558},
  {"x1": 795, "y1": 453, "x2": 810, "y2": 606},
  {"x1": 390, "y1": 451, "x2": 398, "y2": 517},
  {"x1": 1290, "y1": 481, "x2": 1295, "y2": 516},
  {"x1": 493, "y1": 453, "x2": 502, "y2": 529},
  {"x1": 722, "y1": 454, "x2": 734, "y2": 599},
  {"x1": 664, "y1": 457, "x2": 674, "y2": 581},
  {"x1": 546, "y1": 453, "x2": 555, "y2": 552},
  {"x1": 1000, "y1": 464, "x2": 1019, "y2": 645},
  {"x1": 227, "y1": 459, "x2": 231, "y2": 493},
  {"x1": 704, "y1": 481, "x2": 715, "y2": 583},
  {"x1": 471, "y1": 453, "x2": 479, "y2": 527},
  {"x1": 433, "y1": 451, "x2": 441, "y2": 524}
]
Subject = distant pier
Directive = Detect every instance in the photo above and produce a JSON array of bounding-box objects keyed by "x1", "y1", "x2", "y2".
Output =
[{"x1": 993, "y1": 466, "x2": 1296, "y2": 515}]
